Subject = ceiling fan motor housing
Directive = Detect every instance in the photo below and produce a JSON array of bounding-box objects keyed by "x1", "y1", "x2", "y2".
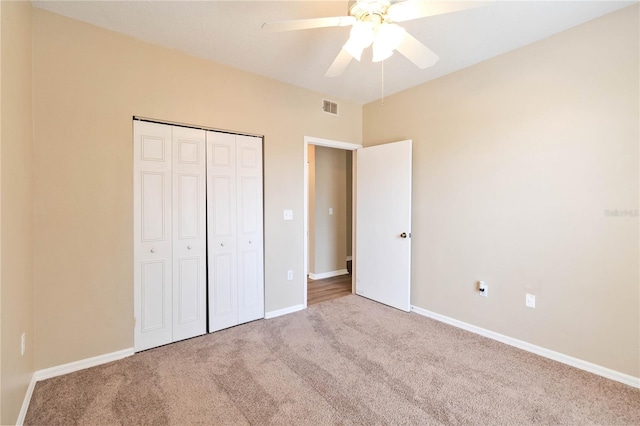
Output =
[{"x1": 348, "y1": 0, "x2": 399, "y2": 22}]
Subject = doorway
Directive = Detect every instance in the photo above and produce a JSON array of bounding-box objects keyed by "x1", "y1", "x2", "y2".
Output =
[
  {"x1": 307, "y1": 145, "x2": 352, "y2": 305},
  {"x1": 303, "y1": 136, "x2": 362, "y2": 307}
]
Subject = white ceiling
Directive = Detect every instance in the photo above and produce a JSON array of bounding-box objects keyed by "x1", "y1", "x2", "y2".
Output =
[{"x1": 32, "y1": 1, "x2": 636, "y2": 104}]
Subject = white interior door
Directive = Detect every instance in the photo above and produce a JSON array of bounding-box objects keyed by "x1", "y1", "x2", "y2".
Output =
[
  {"x1": 355, "y1": 140, "x2": 412, "y2": 312},
  {"x1": 236, "y1": 135, "x2": 264, "y2": 324},
  {"x1": 134, "y1": 121, "x2": 173, "y2": 351},
  {"x1": 172, "y1": 126, "x2": 206, "y2": 341},
  {"x1": 207, "y1": 131, "x2": 239, "y2": 332}
]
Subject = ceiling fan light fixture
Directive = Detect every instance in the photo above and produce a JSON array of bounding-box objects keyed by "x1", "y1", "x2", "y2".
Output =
[
  {"x1": 372, "y1": 42, "x2": 393, "y2": 62},
  {"x1": 343, "y1": 40, "x2": 365, "y2": 61},
  {"x1": 371, "y1": 22, "x2": 406, "y2": 62},
  {"x1": 263, "y1": 0, "x2": 483, "y2": 77},
  {"x1": 376, "y1": 22, "x2": 406, "y2": 51},
  {"x1": 343, "y1": 21, "x2": 375, "y2": 60}
]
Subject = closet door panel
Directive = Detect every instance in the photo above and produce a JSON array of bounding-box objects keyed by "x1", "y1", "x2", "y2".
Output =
[
  {"x1": 207, "y1": 131, "x2": 239, "y2": 332},
  {"x1": 141, "y1": 172, "x2": 167, "y2": 241},
  {"x1": 237, "y1": 135, "x2": 264, "y2": 323},
  {"x1": 172, "y1": 126, "x2": 207, "y2": 342},
  {"x1": 239, "y1": 177, "x2": 259, "y2": 234},
  {"x1": 177, "y1": 257, "x2": 201, "y2": 324},
  {"x1": 239, "y1": 250, "x2": 260, "y2": 308},
  {"x1": 178, "y1": 174, "x2": 200, "y2": 238},
  {"x1": 210, "y1": 251, "x2": 237, "y2": 331},
  {"x1": 211, "y1": 176, "x2": 233, "y2": 236},
  {"x1": 134, "y1": 121, "x2": 173, "y2": 351},
  {"x1": 141, "y1": 260, "x2": 168, "y2": 331}
]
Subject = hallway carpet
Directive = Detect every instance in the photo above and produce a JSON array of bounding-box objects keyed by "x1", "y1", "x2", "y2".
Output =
[{"x1": 26, "y1": 295, "x2": 640, "y2": 425}]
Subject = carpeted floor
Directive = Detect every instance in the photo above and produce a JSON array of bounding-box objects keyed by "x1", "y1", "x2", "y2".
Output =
[{"x1": 26, "y1": 295, "x2": 640, "y2": 425}]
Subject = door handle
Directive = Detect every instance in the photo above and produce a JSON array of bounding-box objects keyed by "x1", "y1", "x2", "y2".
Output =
[
  {"x1": 187, "y1": 246, "x2": 192, "y2": 250},
  {"x1": 150, "y1": 248, "x2": 156, "y2": 253},
  {"x1": 400, "y1": 232, "x2": 411, "y2": 239}
]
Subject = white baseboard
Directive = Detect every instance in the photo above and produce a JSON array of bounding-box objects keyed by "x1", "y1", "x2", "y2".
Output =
[
  {"x1": 16, "y1": 374, "x2": 37, "y2": 425},
  {"x1": 265, "y1": 304, "x2": 305, "y2": 319},
  {"x1": 410, "y1": 305, "x2": 640, "y2": 389},
  {"x1": 308, "y1": 269, "x2": 349, "y2": 280},
  {"x1": 17, "y1": 348, "x2": 134, "y2": 425},
  {"x1": 34, "y1": 348, "x2": 134, "y2": 381}
]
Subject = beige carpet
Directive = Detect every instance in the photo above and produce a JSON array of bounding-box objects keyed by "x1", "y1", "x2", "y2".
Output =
[{"x1": 26, "y1": 295, "x2": 640, "y2": 425}]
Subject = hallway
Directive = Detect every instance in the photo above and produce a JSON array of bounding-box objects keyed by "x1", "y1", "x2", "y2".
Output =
[{"x1": 307, "y1": 274, "x2": 352, "y2": 306}]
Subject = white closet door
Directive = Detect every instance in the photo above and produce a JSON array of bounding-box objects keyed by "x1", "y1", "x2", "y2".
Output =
[
  {"x1": 237, "y1": 135, "x2": 264, "y2": 323},
  {"x1": 172, "y1": 126, "x2": 207, "y2": 341},
  {"x1": 207, "y1": 131, "x2": 239, "y2": 332},
  {"x1": 134, "y1": 121, "x2": 173, "y2": 352}
]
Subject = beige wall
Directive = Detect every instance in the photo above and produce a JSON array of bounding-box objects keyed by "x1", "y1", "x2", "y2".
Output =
[
  {"x1": 363, "y1": 5, "x2": 639, "y2": 377},
  {"x1": 309, "y1": 146, "x2": 349, "y2": 274},
  {"x1": 32, "y1": 8, "x2": 361, "y2": 370},
  {"x1": 1, "y1": 1, "x2": 34, "y2": 423}
]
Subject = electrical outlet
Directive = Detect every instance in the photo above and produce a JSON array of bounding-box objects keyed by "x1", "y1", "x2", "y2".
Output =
[
  {"x1": 21, "y1": 333, "x2": 26, "y2": 356},
  {"x1": 526, "y1": 293, "x2": 536, "y2": 308},
  {"x1": 283, "y1": 210, "x2": 293, "y2": 221},
  {"x1": 329, "y1": 207, "x2": 333, "y2": 215},
  {"x1": 287, "y1": 270, "x2": 293, "y2": 281},
  {"x1": 478, "y1": 281, "x2": 488, "y2": 297}
]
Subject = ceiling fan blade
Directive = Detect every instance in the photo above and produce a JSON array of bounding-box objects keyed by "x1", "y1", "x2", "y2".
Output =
[
  {"x1": 262, "y1": 16, "x2": 355, "y2": 32},
  {"x1": 325, "y1": 48, "x2": 353, "y2": 78},
  {"x1": 388, "y1": 1, "x2": 489, "y2": 22},
  {"x1": 395, "y1": 32, "x2": 439, "y2": 69}
]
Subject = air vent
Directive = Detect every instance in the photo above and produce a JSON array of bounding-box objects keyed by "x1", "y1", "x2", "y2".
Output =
[{"x1": 322, "y1": 99, "x2": 338, "y2": 116}]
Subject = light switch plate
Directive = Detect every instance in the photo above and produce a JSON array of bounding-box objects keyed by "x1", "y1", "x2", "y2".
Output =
[
  {"x1": 526, "y1": 293, "x2": 536, "y2": 308},
  {"x1": 478, "y1": 281, "x2": 488, "y2": 297},
  {"x1": 283, "y1": 210, "x2": 293, "y2": 220}
]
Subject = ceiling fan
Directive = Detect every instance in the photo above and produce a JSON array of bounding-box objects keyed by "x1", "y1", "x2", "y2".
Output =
[{"x1": 262, "y1": 1, "x2": 486, "y2": 77}]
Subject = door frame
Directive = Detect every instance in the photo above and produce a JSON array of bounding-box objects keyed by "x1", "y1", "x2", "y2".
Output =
[{"x1": 303, "y1": 136, "x2": 362, "y2": 308}]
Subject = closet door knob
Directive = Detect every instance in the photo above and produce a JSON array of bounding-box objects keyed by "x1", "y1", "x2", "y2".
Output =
[
  {"x1": 249, "y1": 240, "x2": 252, "y2": 244},
  {"x1": 221, "y1": 242, "x2": 225, "y2": 247},
  {"x1": 187, "y1": 246, "x2": 192, "y2": 250},
  {"x1": 150, "y1": 248, "x2": 156, "y2": 253}
]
